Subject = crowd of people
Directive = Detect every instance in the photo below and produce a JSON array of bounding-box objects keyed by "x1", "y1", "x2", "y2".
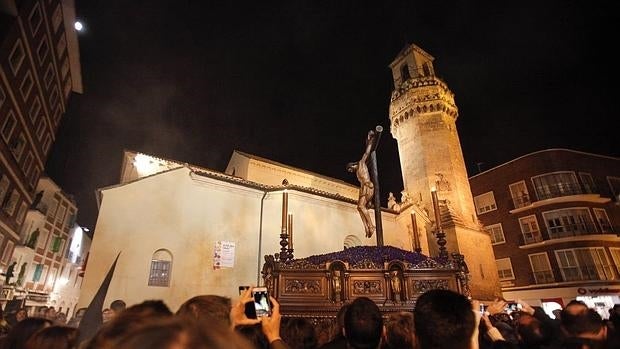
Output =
[{"x1": 0, "y1": 287, "x2": 618, "y2": 349}]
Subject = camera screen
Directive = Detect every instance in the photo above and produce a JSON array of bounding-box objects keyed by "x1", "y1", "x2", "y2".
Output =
[
  {"x1": 479, "y1": 304, "x2": 488, "y2": 314},
  {"x1": 505, "y1": 303, "x2": 520, "y2": 312},
  {"x1": 253, "y1": 289, "x2": 271, "y2": 317}
]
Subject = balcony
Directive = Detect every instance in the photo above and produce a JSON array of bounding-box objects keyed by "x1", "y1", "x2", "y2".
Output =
[
  {"x1": 530, "y1": 265, "x2": 616, "y2": 284},
  {"x1": 519, "y1": 224, "x2": 617, "y2": 246},
  {"x1": 535, "y1": 182, "x2": 583, "y2": 201},
  {"x1": 547, "y1": 222, "x2": 599, "y2": 239}
]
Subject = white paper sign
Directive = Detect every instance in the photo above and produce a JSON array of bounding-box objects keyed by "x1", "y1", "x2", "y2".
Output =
[{"x1": 213, "y1": 241, "x2": 235, "y2": 269}]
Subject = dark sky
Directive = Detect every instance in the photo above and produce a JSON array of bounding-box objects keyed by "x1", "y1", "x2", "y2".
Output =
[{"x1": 45, "y1": 1, "x2": 619, "y2": 230}]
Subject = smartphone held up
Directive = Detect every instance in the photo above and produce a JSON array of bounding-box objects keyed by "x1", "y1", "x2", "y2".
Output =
[{"x1": 252, "y1": 287, "x2": 272, "y2": 317}]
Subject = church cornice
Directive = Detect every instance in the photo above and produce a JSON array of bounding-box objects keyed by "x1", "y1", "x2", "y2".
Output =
[{"x1": 191, "y1": 169, "x2": 360, "y2": 205}]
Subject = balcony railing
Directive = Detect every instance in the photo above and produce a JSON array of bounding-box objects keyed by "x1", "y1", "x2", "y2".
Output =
[
  {"x1": 528, "y1": 265, "x2": 617, "y2": 284},
  {"x1": 535, "y1": 182, "x2": 583, "y2": 201},
  {"x1": 519, "y1": 223, "x2": 616, "y2": 246},
  {"x1": 547, "y1": 222, "x2": 599, "y2": 239}
]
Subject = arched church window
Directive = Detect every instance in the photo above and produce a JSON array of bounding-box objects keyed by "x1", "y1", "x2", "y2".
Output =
[
  {"x1": 343, "y1": 235, "x2": 362, "y2": 249},
  {"x1": 148, "y1": 249, "x2": 172, "y2": 287},
  {"x1": 400, "y1": 64, "x2": 410, "y2": 82}
]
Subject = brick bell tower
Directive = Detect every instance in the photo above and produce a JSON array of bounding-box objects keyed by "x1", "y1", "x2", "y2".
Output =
[{"x1": 388, "y1": 44, "x2": 501, "y2": 299}]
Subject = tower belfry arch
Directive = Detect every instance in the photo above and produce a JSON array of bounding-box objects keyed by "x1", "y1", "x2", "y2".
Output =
[{"x1": 388, "y1": 44, "x2": 501, "y2": 299}]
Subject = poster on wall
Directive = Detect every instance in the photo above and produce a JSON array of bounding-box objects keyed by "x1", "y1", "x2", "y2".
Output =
[{"x1": 213, "y1": 241, "x2": 236, "y2": 270}]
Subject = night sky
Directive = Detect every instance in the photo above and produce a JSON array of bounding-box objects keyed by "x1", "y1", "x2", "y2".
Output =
[{"x1": 45, "y1": 1, "x2": 619, "y2": 230}]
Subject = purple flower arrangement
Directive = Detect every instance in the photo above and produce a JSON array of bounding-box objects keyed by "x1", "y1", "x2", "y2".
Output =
[{"x1": 302, "y1": 245, "x2": 429, "y2": 265}]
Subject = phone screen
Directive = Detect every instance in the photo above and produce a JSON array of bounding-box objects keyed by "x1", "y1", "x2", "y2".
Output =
[
  {"x1": 252, "y1": 288, "x2": 271, "y2": 317},
  {"x1": 479, "y1": 304, "x2": 488, "y2": 315},
  {"x1": 505, "y1": 302, "x2": 520, "y2": 312}
]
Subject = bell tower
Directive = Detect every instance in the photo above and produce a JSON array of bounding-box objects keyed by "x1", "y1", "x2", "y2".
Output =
[{"x1": 389, "y1": 44, "x2": 501, "y2": 299}]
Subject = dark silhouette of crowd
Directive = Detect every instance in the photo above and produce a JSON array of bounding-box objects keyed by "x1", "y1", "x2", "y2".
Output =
[{"x1": 0, "y1": 288, "x2": 618, "y2": 349}]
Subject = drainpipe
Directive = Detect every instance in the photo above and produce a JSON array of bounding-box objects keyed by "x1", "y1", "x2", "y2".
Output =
[{"x1": 256, "y1": 191, "x2": 268, "y2": 285}]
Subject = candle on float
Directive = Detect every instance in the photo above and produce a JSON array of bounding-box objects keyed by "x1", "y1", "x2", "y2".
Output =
[
  {"x1": 431, "y1": 187, "x2": 442, "y2": 231},
  {"x1": 287, "y1": 213, "x2": 293, "y2": 249},
  {"x1": 411, "y1": 212, "x2": 419, "y2": 250},
  {"x1": 281, "y1": 190, "x2": 288, "y2": 234}
]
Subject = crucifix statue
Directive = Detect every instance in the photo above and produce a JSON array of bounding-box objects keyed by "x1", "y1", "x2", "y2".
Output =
[{"x1": 347, "y1": 125, "x2": 384, "y2": 245}]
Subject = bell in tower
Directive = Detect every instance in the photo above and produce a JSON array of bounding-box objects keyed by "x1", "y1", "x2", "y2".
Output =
[{"x1": 388, "y1": 44, "x2": 501, "y2": 299}]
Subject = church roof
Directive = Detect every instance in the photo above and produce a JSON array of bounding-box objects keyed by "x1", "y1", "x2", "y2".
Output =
[{"x1": 232, "y1": 150, "x2": 358, "y2": 190}]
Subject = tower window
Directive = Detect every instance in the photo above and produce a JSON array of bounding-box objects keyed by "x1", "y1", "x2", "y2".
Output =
[{"x1": 400, "y1": 64, "x2": 410, "y2": 82}]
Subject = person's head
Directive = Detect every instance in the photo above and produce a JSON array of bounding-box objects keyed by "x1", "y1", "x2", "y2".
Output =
[
  {"x1": 110, "y1": 299, "x2": 126, "y2": 315},
  {"x1": 84, "y1": 300, "x2": 173, "y2": 349},
  {"x1": 384, "y1": 311, "x2": 414, "y2": 349},
  {"x1": 3, "y1": 317, "x2": 53, "y2": 349},
  {"x1": 515, "y1": 313, "x2": 552, "y2": 347},
  {"x1": 176, "y1": 295, "x2": 232, "y2": 328},
  {"x1": 24, "y1": 325, "x2": 79, "y2": 349},
  {"x1": 102, "y1": 308, "x2": 113, "y2": 323},
  {"x1": 413, "y1": 289, "x2": 475, "y2": 349},
  {"x1": 562, "y1": 308, "x2": 606, "y2": 340},
  {"x1": 560, "y1": 300, "x2": 590, "y2": 336},
  {"x1": 16, "y1": 308, "x2": 28, "y2": 322},
  {"x1": 45, "y1": 307, "x2": 57, "y2": 320},
  {"x1": 236, "y1": 324, "x2": 269, "y2": 349},
  {"x1": 344, "y1": 297, "x2": 384, "y2": 349},
  {"x1": 115, "y1": 317, "x2": 253, "y2": 349},
  {"x1": 281, "y1": 317, "x2": 318, "y2": 349}
]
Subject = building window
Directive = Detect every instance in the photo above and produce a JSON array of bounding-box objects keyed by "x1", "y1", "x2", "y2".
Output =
[
  {"x1": 29, "y1": 3, "x2": 43, "y2": 35},
  {"x1": 16, "y1": 202, "x2": 28, "y2": 225},
  {"x1": 579, "y1": 172, "x2": 597, "y2": 194},
  {"x1": 610, "y1": 248, "x2": 620, "y2": 275},
  {"x1": 0, "y1": 176, "x2": 9, "y2": 204},
  {"x1": 47, "y1": 199, "x2": 58, "y2": 219},
  {"x1": 52, "y1": 4, "x2": 63, "y2": 32},
  {"x1": 607, "y1": 176, "x2": 620, "y2": 201},
  {"x1": 44, "y1": 64, "x2": 55, "y2": 88},
  {"x1": 1, "y1": 240, "x2": 14, "y2": 264},
  {"x1": 483, "y1": 223, "x2": 505, "y2": 245},
  {"x1": 2, "y1": 190, "x2": 19, "y2": 216},
  {"x1": 496, "y1": 258, "x2": 515, "y2": 280},
  {"x1": 37, "y1": 37, "x2": 49, "y2": 66},
  {"x1": 20, "y1": 71, "x2": 34, "y2": 100},
  {"x1": 474, "y1": 191, "x2": 497, "y2": 215},
  {"x1": 528, "y1": 253, "x2": 554, "y2": 284},
  {"x1": 32, "y1": 264, "x2": 43, "y2": 282},
  {"x1": 519, "y1": 215, "x2": 542, "y2": 244},
  {"x1": 29, "y1": 97, "x2": 41, "y2": 122},
  {"x1": 532, "y1": 171, "x2": 581, "y2": 200},
  {"x1": 509, "y1": 181, "x2": 530, "y2": 209},
  {"x1": 56, "y1": 205, "x2": 67, "y2": 226},
  {"x1": 10, "y1": 133, "x2": 27, "y2": 160},
  {"x1": 542, "y1": 207, "x2": 596, "y2": 239},
  {"x1": 36, "y1": 229, "x2": 49, "y2": 250},
  {"x1": 400, "y1": 64, "x2": 411, "y2": 81},
  {"x1": 9, "y1": 40, "x2": 25, "y2": 74},
  {"x1": 2, "y1": 111, "x2": 17, "y2": 143},
  {"x1": 592, "y1": 208, "x2": 612, "y2": 233},
  {"x1": 555, "y1": 248, "x2": 614, "y2": 282},
  {"x1": 49, "y1": 235, "x2": 63, "y2": 252},
  {"x1": 148, "y1": 249, "x2": 172, "y2": 287},
  {"x1": 343, "y1": 235, "x2": 362, "y2": 249}
]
